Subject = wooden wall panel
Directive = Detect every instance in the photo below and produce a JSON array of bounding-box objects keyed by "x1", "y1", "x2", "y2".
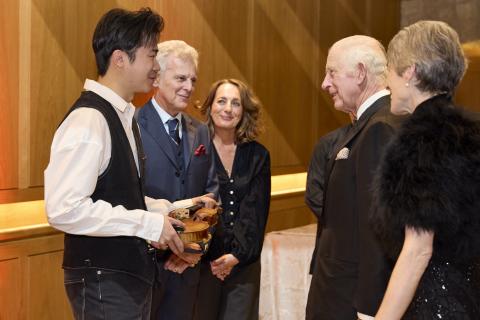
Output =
[
  {"x1": 253, "y1": 0, "x2": 327, "y2": 173},
  {"x1": 28, "y1": 250, "x2": 72, "y2": 319},
  {"x1": 0, "y1": 258, "x2": 23, "y2": 319},
  {"x1": 401, "y1": 0, "x2": 480, "y2": 43},
  {"x1": 0, "y1": 234, "x2": 71, "y2": 320},
  {"x1": 29, "y1": 0, "x2": 101, "y2": 186},
  {"x1": 0, "y1": 0, "x2": 19, "y2": 189}
]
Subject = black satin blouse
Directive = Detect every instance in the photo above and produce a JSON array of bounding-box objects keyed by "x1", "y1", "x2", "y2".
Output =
[{"x1": 206, "y1": 141, "x2": 271, "y2": 267}]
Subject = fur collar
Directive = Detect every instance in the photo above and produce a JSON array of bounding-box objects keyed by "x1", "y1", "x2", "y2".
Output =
[{"x1": 371, "y1": 94, "x2": 480, "y2": 261}]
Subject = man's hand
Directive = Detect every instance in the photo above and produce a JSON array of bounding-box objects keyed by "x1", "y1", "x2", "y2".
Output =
[
  {"x1": 192, "y1": 193, "x2": 217, "y2": 209},
  {"x1": 210, "y1": 253, "x2": 239, "y2": 281},
  {"x1": 150, "y1": 216, "x2": 185, "y2": 255},
  {"x1": 164, "y1": 243, "x2": 203, "y2": 274},
  {"x1": 164, "y1": 254, "x2": 192, "y2": 274},
  {"x1": 176, "y1": 243, "x2": 203, "y2": 265}
]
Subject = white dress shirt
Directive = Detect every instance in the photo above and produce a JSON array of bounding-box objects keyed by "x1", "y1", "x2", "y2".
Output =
[
  {"x1": 151, "y1": 96, "x2": 183, "y2": 139},
  {"x1": 356, "y1": 89, "x2": 390, "y2": 120},
  {"x1": 44, "y1": 79, "x2": 191, "y2": 242}
]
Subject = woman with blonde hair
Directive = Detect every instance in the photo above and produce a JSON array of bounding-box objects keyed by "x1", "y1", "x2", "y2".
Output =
[
  {"x1": 373, "y1": 20, "x2": 480, "y2": 319},
  {"x1": 194, "y1": 79, "x2": 271, "y2": 320}
]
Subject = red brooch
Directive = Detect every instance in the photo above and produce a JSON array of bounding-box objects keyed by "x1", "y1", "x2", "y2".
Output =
[{"x1": 194, "y1": 144, "x2": 206, "y2": 156}]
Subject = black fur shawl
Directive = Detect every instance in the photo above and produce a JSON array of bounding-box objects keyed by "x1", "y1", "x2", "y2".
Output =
[{"x1": 371, "y1": 94, "x2": 480, "y2": 263}]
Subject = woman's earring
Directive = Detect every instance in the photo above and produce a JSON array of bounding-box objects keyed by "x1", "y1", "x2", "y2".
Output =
[{"x1": 405, "y1": 82, "x2": 409, "y2": 87}]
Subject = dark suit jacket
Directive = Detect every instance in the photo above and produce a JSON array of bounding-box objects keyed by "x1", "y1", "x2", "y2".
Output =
[
  {"x1": 136, "y1": 100, "x2": 218, "y2": 202},
  {"x1": 136, "y1": 100, "x2": 219, "y2": 319},
  {"x1": 311, "y1": 95, "x2": 402, "y2": 317},
  {"x1": 305, "y1": 125, "x2": 350, "y2": 274}
]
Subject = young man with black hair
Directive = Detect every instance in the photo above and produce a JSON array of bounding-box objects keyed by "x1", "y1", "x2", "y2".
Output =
[{"x1": 45, "y1": 8, "x2": 211, "y2": 319}]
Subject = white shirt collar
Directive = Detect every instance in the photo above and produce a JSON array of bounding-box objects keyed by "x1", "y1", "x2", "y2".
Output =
[
  {"x1": 83, "y1": 79, "x2": 134, "y2": 114},
  {"x1": 356, "y1": 89, "x2": 390, "y2": 120},
  {"x1": 151, "y1": 97, "x2": 183, "y2": 124}
]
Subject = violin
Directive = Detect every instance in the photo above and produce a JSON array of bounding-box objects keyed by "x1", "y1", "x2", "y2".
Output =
[
  {"x1": 170, "y1": 206, "x2": 221, "y2": 246},
  {"x1": 177, "y1": 219, "x2": 210, "y2": 243}
]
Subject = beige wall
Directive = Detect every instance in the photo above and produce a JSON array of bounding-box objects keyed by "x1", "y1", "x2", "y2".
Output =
[{"x1": 0, "y1": 0, "x2": 401, "y2": 202}]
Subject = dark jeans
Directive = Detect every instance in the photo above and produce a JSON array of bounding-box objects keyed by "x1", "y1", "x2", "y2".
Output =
[{"x1": 64, "y1": 268, "x2": 152, "y2": 320}]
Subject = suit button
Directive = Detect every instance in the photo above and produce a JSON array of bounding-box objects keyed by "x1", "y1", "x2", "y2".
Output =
[
  {"x1": 229, "y1": 201, "x2": 234, "y2": 205},
  {"x1": 181, "y1": 180, "x2": 185, "y2": 184},
  {"x1": 230, "y1": 211, "x2": 234, "y2": 216},
  {"x1": 175, "y1": 172, "x2": 180, "y2": 177},
  {"x1": 230, "y1": 222, "x2": 234, "y2": 226},
  {"x1": 229, "y1": 190, "x2": 234, "y2": 195},
  {"x1": 178, "y1": 152, "x2": 181, "y2": 156}
]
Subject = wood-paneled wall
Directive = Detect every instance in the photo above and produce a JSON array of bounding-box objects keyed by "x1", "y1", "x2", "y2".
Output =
[
  {"x1": 0, "y1": 233, "x2": 73, "y2": 319},
  {"x1": 0, "y1": 0, "x2": 401, "y2": 201},
  {"x1": 0, "y1": 0, "x2": 19, "y2": 190}
]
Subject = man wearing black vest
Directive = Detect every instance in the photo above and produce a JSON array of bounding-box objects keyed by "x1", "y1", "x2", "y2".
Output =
[
  {"x1": 136, "y1": 40, "x2": 219, "y2": 320},
  {"x1": 44, "y1": 8, "x2": 213, "y2": 320}
]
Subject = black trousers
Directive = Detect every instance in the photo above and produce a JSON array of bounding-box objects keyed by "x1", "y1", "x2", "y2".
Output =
[
  {"x1": 306, "y1": 257, "x2": 358, "y2": 320},
  {"x1": 193, "y1": 259, "x2": 260, "y2": 320},
  {"x1": 150, "y1": 262, "x2": 201, "y2": 320},
  {"x1": 64, "y1": 268, "x2": 152, "y2": 320}
]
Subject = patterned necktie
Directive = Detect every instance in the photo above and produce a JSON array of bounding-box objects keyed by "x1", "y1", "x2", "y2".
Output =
[{"x1": 167, "y1": 118, "x2": 180, "y2": 145}]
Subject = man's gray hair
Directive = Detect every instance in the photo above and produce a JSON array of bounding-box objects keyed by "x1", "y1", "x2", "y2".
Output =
[
  {"x1": 157, "y1": 40, "x2": 199, "y2": 72},
  {"x1": 336, "y1": 35, "x2": 388, "y2": 86}
]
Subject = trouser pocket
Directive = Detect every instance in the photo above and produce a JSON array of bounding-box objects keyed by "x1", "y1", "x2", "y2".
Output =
[{"x1": 64, "y1": 270, "x2": 86, "y2": 320}]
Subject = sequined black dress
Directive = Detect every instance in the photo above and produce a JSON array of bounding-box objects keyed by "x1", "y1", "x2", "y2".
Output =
[
  {"x1": 403, "y1": 257, "x2": 480, "y2": 319},
  {"x1": 371, "y1": 95, "x2": 480, "y2": 319}
]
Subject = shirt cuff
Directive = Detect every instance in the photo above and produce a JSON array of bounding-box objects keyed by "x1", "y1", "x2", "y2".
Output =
[
  {"x1": 144, "y1": 196, "x2": 175, "y2": 214},
  {"x1": 173, "y1": 198, "x2": 194, "y2": 208},
  {"x1": 134, "y1": 209, "x2": 164, "y2": 242}
]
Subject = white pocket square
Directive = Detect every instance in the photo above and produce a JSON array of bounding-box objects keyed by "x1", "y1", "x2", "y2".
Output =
[{"x1": 335, "y1": 147, "x2": 350, "y2": 160}]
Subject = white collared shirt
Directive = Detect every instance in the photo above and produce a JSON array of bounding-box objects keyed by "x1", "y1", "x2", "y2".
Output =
[
  {"x1": 356, "y1": 89, "x2": 390, "y2": 120},
  {"x1": 151, "y1": 97, "x2": 183, "y2": 139},
  {"x1": 44, "y1": 79, "x2": 191, "y2": 241}
]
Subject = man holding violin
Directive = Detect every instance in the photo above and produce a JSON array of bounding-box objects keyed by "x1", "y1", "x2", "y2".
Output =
[{"x1": 136, "y1": 40, "x2": 219, "y2": 320}]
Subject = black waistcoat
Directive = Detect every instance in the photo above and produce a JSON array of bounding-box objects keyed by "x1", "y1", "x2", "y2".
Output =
[{"x1": 62, "y1": 91, "x2": 155, "y2": 284}]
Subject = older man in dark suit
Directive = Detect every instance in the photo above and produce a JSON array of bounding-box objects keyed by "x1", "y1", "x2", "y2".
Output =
[
  {"x1": 136, "y1": 40, "x2": 218, "y2": 320},
  {"x1": 305, "y1": 125, "x2": 350, "y2": 274},
  {"x1": 306, "y1": 35, "x2": 402, "y2": 320}
]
